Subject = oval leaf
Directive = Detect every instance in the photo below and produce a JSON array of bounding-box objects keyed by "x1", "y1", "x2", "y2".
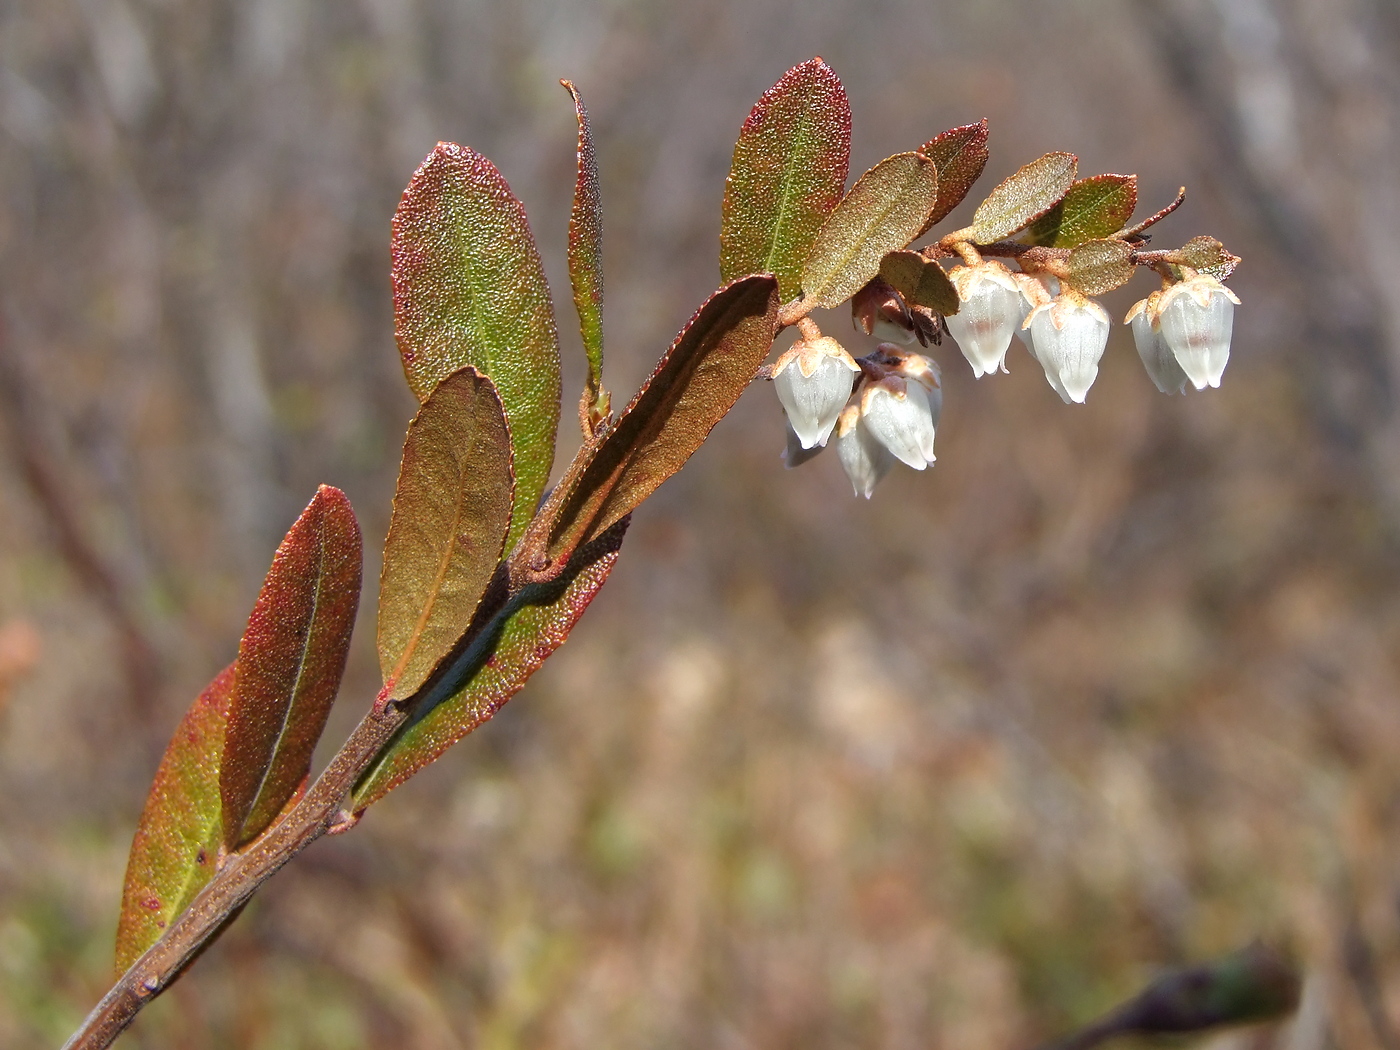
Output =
[
  {"x1": 352, "y1": 521, "x2": 627, "y2": 811},
  {"x1": 1025, "y1": 173, "x2": 1138, "y2": 248},
  {"x1": 117, "y1": 664, "x2": 234, "y2": 975},
  {"x1": 561, "y1": 80, "x2": 608, "y2": 429},
  {"x1": 879, "y1": 250, "x2": 959, "y2": 316},
  {"x1": 545, "y1": 275, "x2": 780, "y2": 565},
  {"x1": 969, "y1": 151, "x2": 1078, "y2": 244},
  {"x1": 220, "y1": 486, "x2": 363, "y2": 849},
  {"x1": 391, "y1": 142, "x2": 560, "y2": 550},
  {"x1": 1066, "y1": 238, "x2": 1136, "y2": 296},
  {"x1": 916, "y1": 119, "x2": 989, "y2": 235},
  {"x1": 720, "y1": 58, "x2": 851, "y2": 301},
  {"x1": 1167, "y1": 235, "x2": 1241, "y2": 282},
  {"x1": 379, "y1": 367, "x2": 514, "y2": 705},
  {"x1": 802, "y1": 152, "x2": 940, "y2": 309}
]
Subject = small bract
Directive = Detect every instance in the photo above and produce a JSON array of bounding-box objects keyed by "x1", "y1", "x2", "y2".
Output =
[
  {"x1": 772, "y1": 335, "x2": 860, "y2": 448},
  {"x1": 1026, "y1": 295, "x2": 1111, "y2": 404},
  {"x1": 1157, "y1": 275, "x2": 1239, "y2": 390},
  {"x1": 835, "y1": 402, "x2": 895, "y2": 499},
  {"x1": 1126, "y1": 293, "x2": 1188, "y2": 395},
  {"x1": 945, "y1": 261, "x2": 1023, "y2": 378}
]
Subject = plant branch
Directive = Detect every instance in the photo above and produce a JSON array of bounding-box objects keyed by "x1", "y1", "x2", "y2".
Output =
[{"x1": 61, "y1": 699, "x2": 411, "y2": 1050}]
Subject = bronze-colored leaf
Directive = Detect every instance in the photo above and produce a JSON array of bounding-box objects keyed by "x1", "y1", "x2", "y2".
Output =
[
  {"x1": 1167, "y1": 235, "x2": 1241, "y2": 281},
  {"x1": 391, "y1": 142, "x2": 560, "y2": 550},
  {"x1": 220, "y1": 486, "x2": 362, "y2": 849},
  {"x1": 545, "y1": 275, "x2": 779, "y2": 566},
  {"x1": 916, "y1": 119, "x2": 989, "y2": 235},
  {"x1": 720, "y1": 58, "x2": 851, "y2": 301},
  {"x1": 561, "y1": 80, "x2": 609, "y2": 430},
  {"x1": 879, "y1": 250, "x2": 960, "y2": 316},
  {"x1": 352, "y1": 521, "x2": 627, "y2": 811},
  {"x1": 116, "y1": 664, "x2": 233, "y2": 975},
  {"x1": 1025, "y1": 173, "x2": 1138, "y2": 248},
  {"x1": 378, "y1": 367, "x2": 514, "y2": 704},
  {"x1": 968, "y1": 151, "x2": 1078, "y2": 244},
  {"x1": 801, "y1": 153, "x2": 940, "y2": 309},
  {"x1": 1065, "y1": 238, "x2": 1136, "y2": 296}
]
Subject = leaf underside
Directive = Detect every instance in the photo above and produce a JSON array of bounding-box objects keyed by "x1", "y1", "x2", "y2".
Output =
[
  {"x1": 970, "y1": 151, "x2": 1078, "y2": 244},
  {"x1": 391, "y1": 142, "x2": 560, "y2": 551},
  {"x1": 879, "y1": 250, "x2": 960, "y2": 316},
  {"x1": 1025, "y1": 173, "x2": 1137, "y2": 248},
  {"x1": 802, "y1": 152, "x2": 940, "y2": 309},
  {"x1": 916, "y1": 119, "x2": 990, "y2": 236},
  {"x1": 1170, "y1": 235, "x2": 1240, "y2": 282},
  {"x1": 116, "y1": 664, "x2": 235, "y2": 975},
  {"x1": 220, "y1": 486, "x2": 363, "y2": 849},
  {"x1": 720, "y1": 57, "x2": 851, "y2": 301},
  {"x1": 546, "y1": 274, "x2": 780, "y2": 564},
  {"x1": 1066, "y1": 238, "x2": 1137, "y2": 296},
  {"x1": 378, "y1": 367, "x2": 515, "y2": 704},
  {"x1": 353, "y1": 521, "x2": 628, "y2": 810},
  {"x1": 562, "y1": 80, "x2": 607, "y2": 422}
]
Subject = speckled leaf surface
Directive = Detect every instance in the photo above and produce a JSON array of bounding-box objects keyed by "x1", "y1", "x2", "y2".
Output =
[
  {"x1": 562, "y1": 80, "x2": 607, "y2": 423},
  {"x1": 916, "y1": 120, "x2": 989, "y2": 236},
  {"x1": 546, "y1": 275, "x2": 779, "y2": 564},
  {"x1": 1066, "y1": 238, "x2": 1136, "y2": 296},
  {"x1": 969, "y1": 152, "x2": 1077, "y2": 244},
  {"x1": 879, "y1": 250, "x2": 959, "y2": 316},
  {"x1": 220, "y1": 487, "x2": 362, "y2": 849},
  {"x1": 392, "y1": 143, "x2": 559, "y2": 550},
  {"x1": 353, "y1": 522, "x2": 627, "y2": 811},
  {"x1": 116, "y1": 664, "x2": 234, "y2": 975},
  {"x1": 720, "y1": 58, "x2": 851, "y2": 301},
  {"x1": 1025, "y1": 174, "x2": 1137, "y2": 248},
  {"x1": 1169, "y1": 235, "x2": 1240, "y2": 281},
  {"x1": 801, "y1": 153, "x2": 939, "y2": 309},
  {"x1": 378, "y1": 367, "x2": 514, "y2": 704}
]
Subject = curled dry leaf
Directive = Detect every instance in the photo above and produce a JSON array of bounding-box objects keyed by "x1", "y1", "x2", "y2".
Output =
[
  {"x1": 720, "y1": 57, "x2": 851, "y2": 301},
  {"x1": 801, "y1": 152, "x2": 940, "y2": 309},
  {"x1": 968, "y1": 151, "x2": 1078, "y2": 244},
  {"x1": 392, "y1": 142, "x2": 560, "y2": 550},
  {"x1": 378, "y1": 367, "x2": 514, "y2": 705},
  {"x1": 562, "y1": 80, "x2": 609, "y2": 430},
  {"x1": 220, "y1": 486, "x2": 362, "y2": 849}
]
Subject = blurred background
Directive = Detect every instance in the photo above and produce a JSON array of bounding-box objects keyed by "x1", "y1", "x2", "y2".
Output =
[{"x1": 1, "y1": 0, "x2": 1399, "y2": 1046}]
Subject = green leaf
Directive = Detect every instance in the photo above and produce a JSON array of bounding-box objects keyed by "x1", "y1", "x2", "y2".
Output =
[
  {"x1": 391, "y1": 142, "x2": 560, "y2": 551},
  {"x1": 1167, "y1": 235, "x2": 1241, "y2": 281},
  {"x1": 378, "y1": 367, "x2": 515, "y2": 704},
  {"x1": 220, "y1": 486, "x2": 362, "y2": 849},
  {"x1": 801, "y1": 153, "x2": 940, "y2": 309},
  {"x1": 878, "y1": 250, "x2": 959, "y2": 316},
  {"x1": 545, "y1": 275, "x2": 779, "y2": 566},
  {"x1": 719, "y1": 58, "x2": 851, "y2": 301},
  {"x1": 969, "y1": 151, "x2": 1077, "y2": 244},
  {"x1": 1025, "y1": 173, "x2": 1138, "y2": 248},
  {"x1": 352, "y1": 521, "x2": 627, "y2": 811},
  {"x1": 916, "y1": 119, "x2": 989, "y2": 235},
  {"x1": 116, "y1": 664, "x2": 234, "y2": 975},
  {"x1": 561, "y1": 80, "x2": 609, "y2": 429},
  {"x1": 1065, "y1": 238, "x2": 1136, "y2": 296}
]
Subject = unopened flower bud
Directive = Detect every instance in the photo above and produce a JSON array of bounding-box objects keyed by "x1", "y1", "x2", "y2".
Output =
[
  {"x1": 1125, "y1": 293, "x2": 1188, "y2": 395},
  {"x1": 859, "y1": 375, "x2": 936, "y2": 470},
  {"x1": 1026, "y1": 295, "x2": 1111, "y2": 403},
  {"x1": 1157, "y1": 275, "x2": 1239, "y2": 390},
  {"x1": 835, "y1": 402, "x2": 894, "y2": 499},
  {"x1": 772, "y1": 336, "x2": 859, "y2": 448},
  {"x1": 945, "y1": 261, "x2": 1023, "y2": 378}
]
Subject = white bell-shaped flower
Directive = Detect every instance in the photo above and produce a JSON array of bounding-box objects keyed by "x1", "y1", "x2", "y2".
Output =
[
  {"x1": 859, "y1": 375, "x2": 936, "y2": 470},
  {"x1": 1013, "y1": 274, "x2": 1072, "y2": 403},
  {"x1": 1125, "y1": 293, "x2": 1188, "y2": 395},
  {"x1": 835, "y1": 402, "x2": 895, "y2": 499},
  {"x1": 781, "y1": 417, "x2": 825, "y2": 468},
  {"x1": 1026, "y1": 295, "x2": 1111, "y2": 404},
  {"x1": 945, "y1": 261, "x2": 1024, "y2": 378},
  {"x1": 1157, "y1": 275, "x2": 1240, "y2": 390},
  {"x1": 869, "y1": 344, "x2": 943, "y2": 427},
  {"x1": 772, "y1": 335, "x2": 860, "y2": 448}
]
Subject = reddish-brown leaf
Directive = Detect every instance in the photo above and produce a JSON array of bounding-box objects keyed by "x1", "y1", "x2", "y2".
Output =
[
  {"x1": 352, "y1": 521, "x2": 627, "y2": 811},
  {"x1": 220, "y1": 486, "x2": 362, "y2": 849},
  {"x1": 720, "y1": 58, "x2": 851, "y2": 301},
  {"x1": 391, "y1": 142, "x2": 560, "y2": 551},
  {"x1": 545, "y1": 275, "x2": 779, "y2": 566},
  {"x1": 916, "y1": 120, "x2": 989, "y2": 235},
  {"x1": 116, "y1": 664, "x2": 234, "y2": 975},
  {"x1": 562, "y1": 80, "x2": 608, "y2": 427},
  {"x1": 378, "y1": 367, "x2": 515, "y2": 704}
]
